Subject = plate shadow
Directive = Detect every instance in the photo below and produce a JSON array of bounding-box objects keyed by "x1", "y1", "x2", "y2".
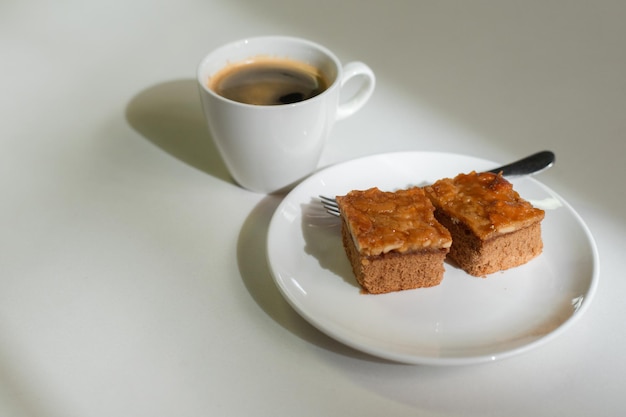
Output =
[{"x1": 237, "y1": 195, "x2": 390, "y2": 363}]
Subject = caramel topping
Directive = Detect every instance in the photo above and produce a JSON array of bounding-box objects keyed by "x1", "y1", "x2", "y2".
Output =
[
  {"x1": 424, "y1": 171, "x2": 545, "y2": 239},
  {"x1": 336, "y1": 187, "x2": 452, "y2": 256}
]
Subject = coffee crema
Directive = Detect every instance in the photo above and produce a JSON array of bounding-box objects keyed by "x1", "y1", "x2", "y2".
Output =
[{"x1": 209, "y1": 57, "x2": 329, "y2": 105}]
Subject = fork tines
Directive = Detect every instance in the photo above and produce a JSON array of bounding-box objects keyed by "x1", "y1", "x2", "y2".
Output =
[{"x1": 319, "y1": 195, "x2": 340, "y2": 217}]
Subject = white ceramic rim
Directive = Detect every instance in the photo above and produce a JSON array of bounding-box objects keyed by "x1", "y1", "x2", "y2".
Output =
[{"x1": 197, "y1": 35, "x2": 342, "y2": 108}]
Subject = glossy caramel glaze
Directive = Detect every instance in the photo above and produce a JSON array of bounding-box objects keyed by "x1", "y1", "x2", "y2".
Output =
[
  {"x1": 424, "y1": 171, "x2": 545, "y2": 239},
  {"x1": 336, "y1": 187, "x2": 452, "y2": 256}
]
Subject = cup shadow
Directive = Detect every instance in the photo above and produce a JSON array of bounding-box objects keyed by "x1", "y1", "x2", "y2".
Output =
[
  {"x1": 237, "y1": 195, "x2": 390, "y2": 363},
  {"x1": 125, "y1": 78, "x2": 232, "y2": 183}
]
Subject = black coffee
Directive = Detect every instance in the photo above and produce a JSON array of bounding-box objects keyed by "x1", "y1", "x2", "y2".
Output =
[{"x1": 209, "y1": 58, "x2": 329, "y2": 105}]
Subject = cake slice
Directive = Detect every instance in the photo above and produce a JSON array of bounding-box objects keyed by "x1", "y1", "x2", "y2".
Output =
[
  {"x1": 424, "y1": 171, "x2": 545, "y2": 277},
  {"x1": 335, "y1": 187, "x2": 452, "y2": 294}
]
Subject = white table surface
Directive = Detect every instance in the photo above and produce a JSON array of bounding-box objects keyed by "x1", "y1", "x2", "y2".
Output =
[{"x1": 2, "y1": 1, "x2": 624, "y2": 416}]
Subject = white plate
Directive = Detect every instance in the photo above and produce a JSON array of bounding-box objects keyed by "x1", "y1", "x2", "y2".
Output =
[{"x1": 266, "y1": 152, "x2": 599, "y2": 366}]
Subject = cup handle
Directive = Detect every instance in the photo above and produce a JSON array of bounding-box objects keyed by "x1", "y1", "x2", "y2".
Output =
[{"x1": 336, "y1": 61, "x2": 376, "y2": 121}]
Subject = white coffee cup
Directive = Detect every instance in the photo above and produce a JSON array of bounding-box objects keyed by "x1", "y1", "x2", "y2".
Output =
[{"x1": 197, "y1": 36, "x2": 375, "y2": 193}]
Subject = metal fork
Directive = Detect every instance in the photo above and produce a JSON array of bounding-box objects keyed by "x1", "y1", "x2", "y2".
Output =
[
  {"x1": 319, "y1": 195, "x2": 341, "y2": 216},
  {"x1": 318, "y1": 150, "x2": 555, "y2": 217}
]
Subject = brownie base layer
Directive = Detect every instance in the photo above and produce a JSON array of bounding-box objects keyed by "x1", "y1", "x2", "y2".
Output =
[
  {"x1": 341, "y1": 220, "x2": 448, "y2": 294},
  {"x1": 434, "y1": 209, "x2": 543, "y2": 277}
]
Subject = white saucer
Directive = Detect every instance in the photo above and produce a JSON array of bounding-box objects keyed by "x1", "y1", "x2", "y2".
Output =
[{"x1": 266, "y1": 152, "x2": 599, "y2": 365}]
